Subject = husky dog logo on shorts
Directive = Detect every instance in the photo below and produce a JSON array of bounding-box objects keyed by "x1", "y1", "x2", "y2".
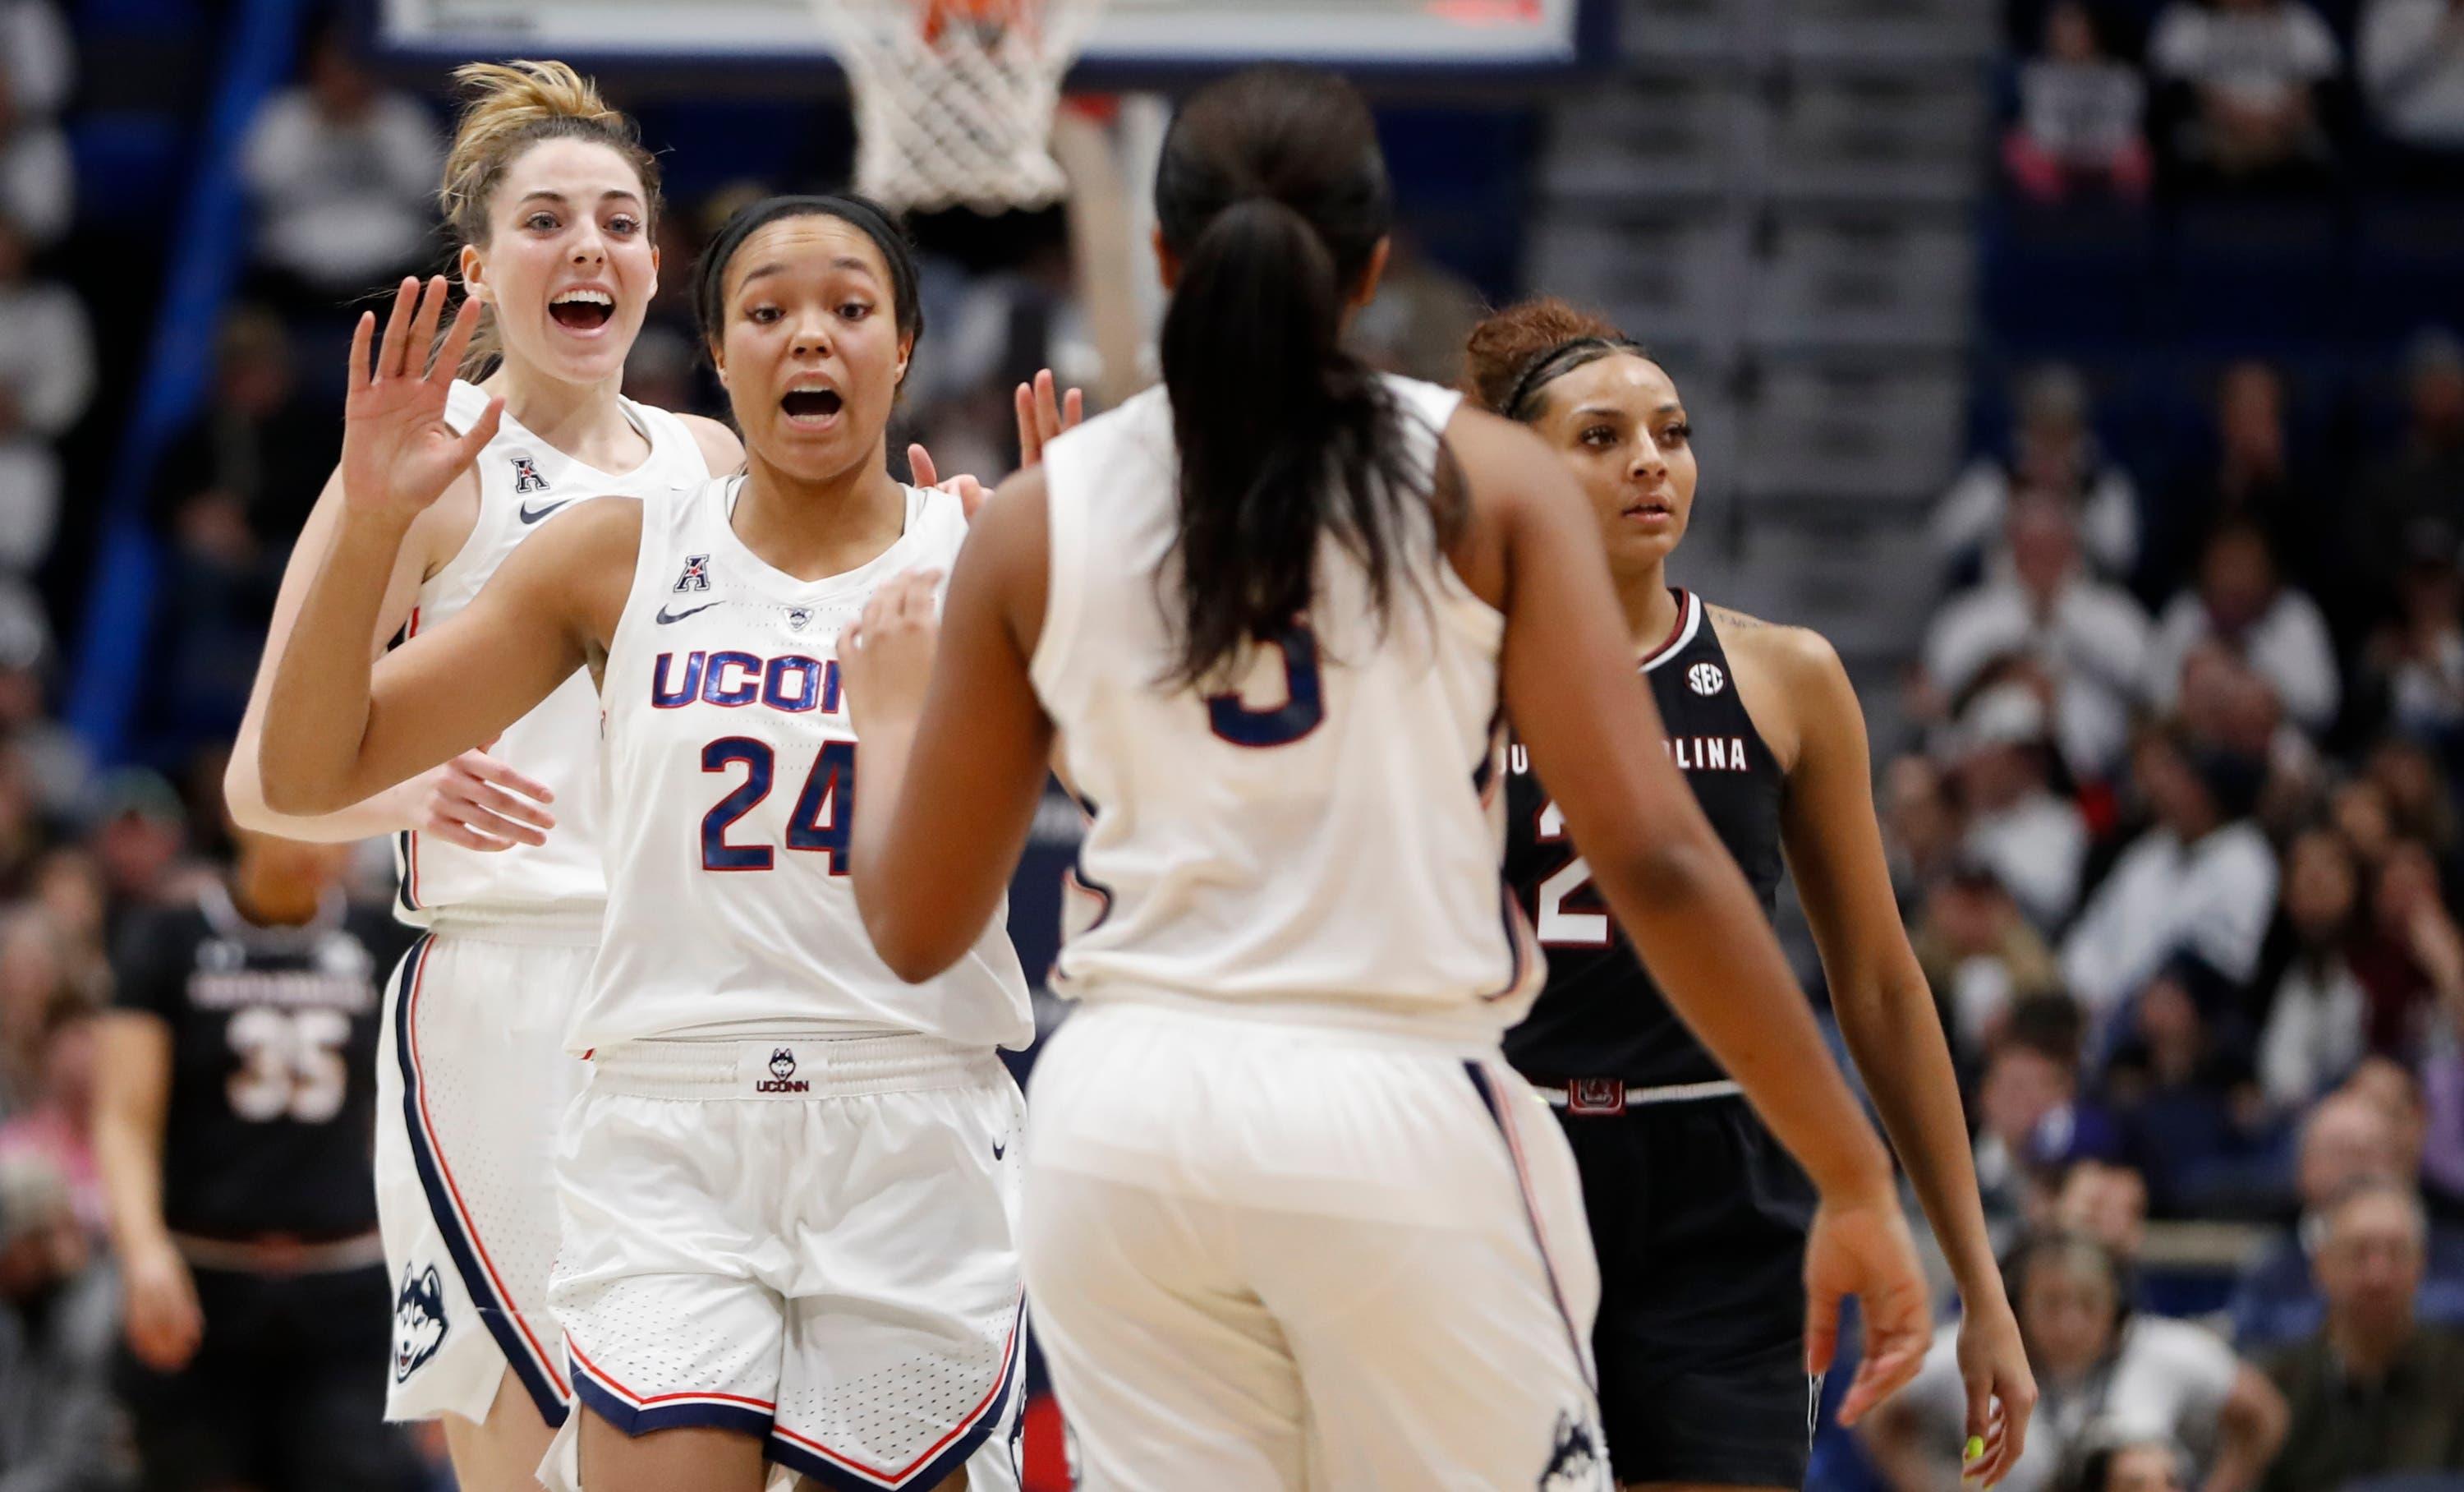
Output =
[
  {"x1": 1538, "y1": 1410, "x2": 1610, "y2": 1491},
  {"x1": 756, "y1": 1047, "x2": 810, "y2": 1094},
  {"x1": 394, "y1": 1264, "x2": 448, "y2": 1383}
]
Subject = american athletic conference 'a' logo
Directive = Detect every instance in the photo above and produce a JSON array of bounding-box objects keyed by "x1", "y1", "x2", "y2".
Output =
[
  {"x1": 674, "y1": 554, "x2": 712, "y2": 594},
  {"x1": 394, "y1": 1264, "x2": 448, "y2": 1383},
  {"x1": 509, "y1": 454, "x2": 549, "y2": 494},
  {"x1": 1538, "y1": 1410, "x2": 1611, "y2": 1490},
  {"x1": 757, "y1": 1047, "x2": 810, "y2": 1094}
]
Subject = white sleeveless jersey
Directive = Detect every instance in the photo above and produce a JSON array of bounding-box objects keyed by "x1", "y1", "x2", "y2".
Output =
[
  {"x1": 1031, "y1": 375, "x2": 1542, "y2": 1036},
  {"x1": 579, "y1": 476, "x2": 1036, "y2": 1052},
  {"x1": 392, "y1": 381, "x2": 712, "y2": 928}
]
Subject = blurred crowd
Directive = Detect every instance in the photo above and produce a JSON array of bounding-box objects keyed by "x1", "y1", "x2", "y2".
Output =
[
  {"x1": 1, "y1": 2, "x2": 2462, "y2": 1490},
  {"x1": 2002, "y1": 0, "x2": 2464, "y2": 200},
  {"x1": 1858, "y1": 237, "x2": 2464, "y2": 1492}
]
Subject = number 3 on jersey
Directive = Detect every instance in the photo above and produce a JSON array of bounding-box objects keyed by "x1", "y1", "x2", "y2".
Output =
[
  {"x1": 1207, "y1": 624, "x2": 1324, "y2": 748},
  {"x1": 1535, "y1": 799, "x2": 1611, "y2": 947},
  {"x1": 701, "y1": 739, "x2": 856, "y2": 873}
]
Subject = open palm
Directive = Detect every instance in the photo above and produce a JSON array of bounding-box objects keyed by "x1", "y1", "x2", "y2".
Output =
[{"x1": 342, "y1": 275, "x2": 503, "y2": 525}]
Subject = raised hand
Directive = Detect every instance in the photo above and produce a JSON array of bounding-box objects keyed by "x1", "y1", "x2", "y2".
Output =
[
  {"x1": 840, "y1": 569, "x2": 946, "y2": 739},
  {"x1": 342, "y1": 276, "x2": 504, "y2": 528},
  {"x1": 1804, "y1": 1190, "x2": 1934, "y2": 1430},
  {"x1": 1015, "y1": 367, "x2": 1085, "y2": 468},
  {"x1": 906, "y1": 444, "x2": 993, "y2": 522}
]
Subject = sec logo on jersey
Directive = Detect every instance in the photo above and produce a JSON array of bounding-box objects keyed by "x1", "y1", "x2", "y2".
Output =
[{"x1": 1688, "y1": 661, "x2": 1726, "y2": 698}]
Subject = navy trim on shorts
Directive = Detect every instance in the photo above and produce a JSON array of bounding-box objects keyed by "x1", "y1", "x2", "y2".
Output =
[
  {"x1": 764, "y1": 1295, "x2": 1027, "y2": 1491},
  {"x1": 1464, "y1": 1061, "x2": 1595, "y2": 1391},
  {"x1": 390, "y1": 933, "x2": 572, "y2": 1425},
  {"x1": 567, "y1": 1339, "x2": 776, "y2": 1440}
]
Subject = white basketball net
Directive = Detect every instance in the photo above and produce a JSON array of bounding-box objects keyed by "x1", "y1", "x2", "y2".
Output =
[{"x1": 816, "y1": 0, "x2": 1107, "y2": 214}]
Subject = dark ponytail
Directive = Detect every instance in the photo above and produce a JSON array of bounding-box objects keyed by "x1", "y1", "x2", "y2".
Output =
[{"x1": 1154, "y1": 66, "x2": 1455, "y2": 688}]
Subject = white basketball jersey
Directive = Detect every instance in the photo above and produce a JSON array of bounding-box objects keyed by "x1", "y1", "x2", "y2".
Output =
[
  {"x1": 392, "y1": 381, "x2": 712, "y2": 928},
  {"x1": 1031, "y1": 375, "x2": 1542, "y2": 1036},
  {"x1": 578, "y1": 476, "x2": 1036, "y2": 1053}
]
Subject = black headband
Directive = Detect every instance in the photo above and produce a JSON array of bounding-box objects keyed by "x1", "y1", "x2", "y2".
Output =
[{"x1": 1503, "y1": 334, "x2": 1649, "y2": 421}]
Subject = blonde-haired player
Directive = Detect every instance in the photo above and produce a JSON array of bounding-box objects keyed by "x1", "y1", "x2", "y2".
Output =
[{"x1": 227, "y1": 59, "x2": 738, "y2": 1491}]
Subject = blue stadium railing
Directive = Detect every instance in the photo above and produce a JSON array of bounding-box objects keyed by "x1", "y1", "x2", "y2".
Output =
[{"x1": 65, "y1": 0, "x2": 306, "y2": 762}]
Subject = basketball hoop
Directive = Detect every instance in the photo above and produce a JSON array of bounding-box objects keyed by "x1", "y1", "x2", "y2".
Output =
[{"x1": 816, "y1": 0, "x2": 1107, "y2": 214}]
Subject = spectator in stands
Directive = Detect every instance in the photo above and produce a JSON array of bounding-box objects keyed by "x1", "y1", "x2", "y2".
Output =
[
  {"x1": 2107, "y1": 964, "x2": 2274, "y2": 1216},
  {"x1": 0, "y1": 209, "x2": 93, "y2": 573},
  {"x1": 2070, "y1": 1439, "x2": 2190, "y2": 1492},
  {"x1": 1885, "y1": 753, "x2": 1968, "y2": 911},
  {"x1": 2362, "y1": 536, "x2": 2464, "y2": 740},
  {"x1": 2255, "y1": 828, "x2": 2374, "y2": 1112},
  {"x1": 79, "y1": 771, "x2": 193, "y2": 932},
  {"x1": 2149, "y1": 0, "x2": 2342, "y2": 185},
  {"x1": 2261, "y1": 1182, "x2": 2464, "y2": 1492},
  {"x1": 2006, "y1": 2, "x2": 2157, "y2": 202},
  {"x1": 0, "y1": 581, "x2": 85, "y2": 819},
  {"x1": 1925, "y1": 491, "x2": 2154, "y2": 784},
  {"x1": 2050, "y1": 1158, "x2": 2152, "y2": 1265},
  {"x1": 2358, "y1": 0, "x2": 2464, "y2": 157},
  {"x1": 2142, "y1": 362, "x2": 2324, "y2": 612},
  {"x1": 1868, "y1": 1232, "x2": 2286, "y2": 1492},
  {"x1": 2228, "y1": 1092, "x2": 2464, "y2": 1347},
  {"x1": 2358, "y1": 330, "x2": 2464, "y2": 604},
  {"x1": 0, "y1": 997, "x2": 99, "y2": 1236},
  {"x1": 1976, "y1": 999, "x2": 2120, "y2": 1242},
  {"x1": 1916, "y1": 859, "x2": 2067, "y2": 1063},
  {"x1": 2349, "y1": 838, "x2": 2463, "y2": 1064},
  {"x1": 238, "y1": 26, "x2": 442, "y2": 304},
  {"x1": 2062, "y1": 726, "x2": 2277, "y2": 1029},
  {"x1": 0, "y1": 1, "x2": 72, "y2": 247},
  {"x1": 0, "y1": 1152, "x2": 130, "y2": 1490},
  {"x1": 1935, "y1": 363, "x2": 2140, "y2": 587},
  {"x1": 151, "y1": 308, "x2": 332, "y2": 559},
  {"x1": 2146, "y1": 522, "x2": 2341, "y2": 737},
  {"x1": 1951, "y1": 679, "x2": 2089, "y2": 930}
]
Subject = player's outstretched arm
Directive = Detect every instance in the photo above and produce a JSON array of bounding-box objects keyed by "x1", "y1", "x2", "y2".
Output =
[
  {"x1": 1455, "y1": 407, "x2": 1932, "y2": 1425},
  {"x1": 841, "y1": 470, "x2": 1058, "y2": 982},
  {"x1": 1768, "y1": 627, "x2": 2034, "y2": 1482},
  {"x1": 259, "y1": 279, "x2": 623, "y2": 817},
  {"x1": 227, "y1": 279, "x2": 559, "y2": 850}
]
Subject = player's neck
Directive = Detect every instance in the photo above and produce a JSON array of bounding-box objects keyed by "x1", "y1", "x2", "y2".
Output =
[
  {"x1": 480, "y1": 361, "x2": 646, "y2": 474},
  {"x1": 228, "y1": 863, "x2": 321, "y2": 928},
  {"x1": 731, "y1": 442, "x2": 908, "y2": 583},
  {"x1": 1619, "y1": 563, "x2": 1680, "y2": 657}
]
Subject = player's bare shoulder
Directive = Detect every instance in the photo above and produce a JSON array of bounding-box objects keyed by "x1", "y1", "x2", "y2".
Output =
[
  {"x1": 503, "y1": 493, "x2": 649, "y2": 649},
  {"x1": 1705, "y1": 603, "x2": 1855, "y2": 770},
  {"x1": 677, "y1": 413, "x2": 745, "y2": 474}
]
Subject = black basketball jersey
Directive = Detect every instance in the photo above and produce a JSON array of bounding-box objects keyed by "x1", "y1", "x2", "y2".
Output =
[
  {"x1": 1503, "y1": 591, "x2": 1788, "y2": 1089},
  {"x1": 111, "y1": 884, "x2": 410, "y2": 1239}
]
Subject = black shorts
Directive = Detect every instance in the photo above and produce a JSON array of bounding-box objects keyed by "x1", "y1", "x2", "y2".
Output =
[
  {"x1": 1556, "y1": 1091, "x2": 1820, "y2": 1488},
  {"x1": 118, "y1": 1264, "x2": 425, "y2": 1492}
]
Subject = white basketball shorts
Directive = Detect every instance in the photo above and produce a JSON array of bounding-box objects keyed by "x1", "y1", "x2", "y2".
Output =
[
  {"x1": 547, "y1": 1033, "x2": 1027, "y2": 1492},
  {"x1": 1021, "y1": 999, "x2": 1613, "y2": 1492},
  {"x1": 376, "y1": 926, "x2": 595, "y2": 1426}
]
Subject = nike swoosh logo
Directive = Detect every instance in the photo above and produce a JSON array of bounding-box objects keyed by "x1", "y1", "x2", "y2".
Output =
[
  {"x1": 655, "y1": 601, "x2": 721, "y2": 625},
  {"x1": 991, "y1": 1137, "x2": 1009, "y2": 1161},
  {"x1": 518, "y1": 499, "x2": 575, "y2": 525}
]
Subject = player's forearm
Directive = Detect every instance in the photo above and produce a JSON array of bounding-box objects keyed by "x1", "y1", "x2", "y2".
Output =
[
  {"x1": 1836, "y1": 971, "x2": 2003, "y2": 1299},
  {"x1": 1599, "y1": 837, "x2": 1893, "y2": 1200},
  {"x1": 850, "y1": 716, "x2": 934, "y2": 978},
  {"x1": 225, "y1": 729, "x2": 421, "y2": 842},
  {"x1": 261, "y1": 511, "x2": 415, "y2": 815},
  {"x1": 90, "y1": 1110, "x2": 171, "y2": 1255}
]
